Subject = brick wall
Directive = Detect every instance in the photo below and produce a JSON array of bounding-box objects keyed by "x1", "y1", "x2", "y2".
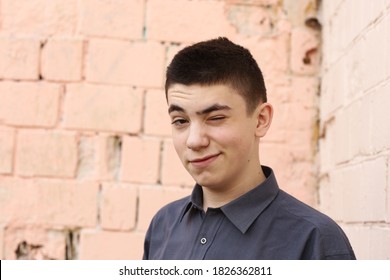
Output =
[
  {"x1": 0, "y1": 0, "x2": 321, "y2": 259},
  {"x1": 320, "y1": 0, "x2": 390, "y2": 259}
]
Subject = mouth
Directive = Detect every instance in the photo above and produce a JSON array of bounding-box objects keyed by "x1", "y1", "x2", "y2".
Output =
[{"x1": 189, "y1": 153, "x2": 221, "y2": 168}]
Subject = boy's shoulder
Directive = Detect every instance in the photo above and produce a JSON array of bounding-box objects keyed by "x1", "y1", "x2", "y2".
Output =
[{"x1": 275, "y1": 190, "x2": 342, "y2": 233}]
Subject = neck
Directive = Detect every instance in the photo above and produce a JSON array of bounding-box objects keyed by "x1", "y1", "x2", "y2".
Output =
[{"x1": 202, "y1": 166, "x2": 266, "y2": 211}]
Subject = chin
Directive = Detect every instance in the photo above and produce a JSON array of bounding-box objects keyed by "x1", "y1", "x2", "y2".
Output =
[
  {"x1": 193, "y1": 176, "x2": 221, "y2": 189},
  {"x1": 188, "y1": 168, "x2": 224, "y2": 188}
]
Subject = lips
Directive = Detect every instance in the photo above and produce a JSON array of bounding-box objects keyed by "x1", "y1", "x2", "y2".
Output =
[{"x1": 189, "y1": 153, "x2": 221, "y2": 168}]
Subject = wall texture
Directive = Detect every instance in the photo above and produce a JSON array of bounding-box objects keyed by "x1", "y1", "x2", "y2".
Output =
[
  {"x1": 320, "y1": 0, "x2": 390, "y2": 259},
  {"x1": 0, "y1": 0, "x2": 335, "y2": 259}
]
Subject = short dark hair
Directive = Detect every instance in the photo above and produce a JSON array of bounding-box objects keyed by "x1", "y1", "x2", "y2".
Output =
[{"x1": 165, "y1": 37, "x2": 267, "y2": 114}]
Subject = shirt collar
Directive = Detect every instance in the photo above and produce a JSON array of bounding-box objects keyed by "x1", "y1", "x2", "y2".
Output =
[
  {"x1": 178, "y1": 183, "x2": 203, "y2": 223},
  {"x1": 180, "y1": 166, "x2": 280, "y2": 233}
]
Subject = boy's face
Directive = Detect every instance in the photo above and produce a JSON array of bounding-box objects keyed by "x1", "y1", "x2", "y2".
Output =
[{"x1": 167, "y1": 83, "x2": 264, "y2": 190}]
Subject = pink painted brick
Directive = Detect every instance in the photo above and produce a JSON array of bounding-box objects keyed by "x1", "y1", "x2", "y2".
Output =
[
  {"x1": 0, "y1": 82, "x2": 61, "y2": 127},
  {"x1": 76, "y1": 135, "x2": 98, "y2": 180},
  {"x1": 15, "y1": 129, "x2": 77, "y2": 178},
  {"x1": 96, "y1": 134, "x2": 122, "y2": 181},
  {"x1": 285, "y1": 129, "x2": 314, "y2": 162},
  {"x1": 73, "y1": 133, "x2": 128, "y2": 181},
  {"x1": 290, "y1": 77, "x2": 319, "y2": 108},
  {"x1": 1, "y1": 0, "x2": 77, "y2": 35},
  {"x1": 0, "y1": 36, "x2": 40, "y2": 80},
  {"x1": 0, "y1": 226, "x2": 3, "y2": 259},
  {"x1": 4, "y1": 227, "x2": 66, "y2": 260},
  {"x1": 146, "y1": 0, "x2": 236, "y2": 42},
  {"x1": 41, "y1": 38, "x2": 83, "y2": 81},
  {"x1": 101, "y1": 183, "x2": 138, "y2": 231},
  {"x1": 86, "y1": 39, "x2": 165, "y2": 87},
  {"x1": 265, "y1": 79, "x2": 317, "y2": 143},
  {"x1": 0, "y1": 177, "x2": 98, "y2": 227},
  {"x1": 161, "y1": 140, "x2": 194, "y2": 187},
  {"x1": 226, "y1": 5, "x2": 274, "y2": 37},
  {"x1": 0, "y1": 127, "x2": 15, "y2": 174},
  {"x1": 283, "y1": 0, "x2": 318, "y2": 27},
  {"x1": 260, "y1": 143, "x2": 291, "y2": 186},
  {"x1": 283, "y1": 161, "x2": 316, "y2": 206},
  {"x1": 265, "y1": 92, "x2": 316, "y2": 137},
  {"x1": 226, "y1": 0, "x2": 279, "y2": 4},
  {"x1": 247, "y1": 34, "x2": 290, "y2": 74},
  {"x1": 290, "y1": 27, "x2": 320, "y2": 75},
  {"x1": 63, "y1": 84, "x2": 143, "y2": 133},
  {"x1": 80, "y1": 0, "x2": 145, "y2": 39},
  {"x1": 284, "y1": 103, "x2": 316, "y2": 131},
  {"x1": 262, "y1": 71, "x2": 291, "y2": 103},
  {"x1": 79, "y1": 230, "x2": 144, "y2": 260},
  {"x1": 144, "y1": 90, "x2": 172, "y2": 137},
  {"x1": 76, "y1": 134, "x2": 123, "y2": 181},
  {"x1": 120, "y1": 136, "x2": 161, "y2": 184},
  {"x1": 264, "y1": 101, "x2": 287, "y2": 142},
  {"x1": 138, "y1": 186, "x2": 191, "y2": 231}
]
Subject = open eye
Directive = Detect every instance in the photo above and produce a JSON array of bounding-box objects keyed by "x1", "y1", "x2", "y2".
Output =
[{"x1": 171, "y1": 118, "x2": 189, "y2": 127}]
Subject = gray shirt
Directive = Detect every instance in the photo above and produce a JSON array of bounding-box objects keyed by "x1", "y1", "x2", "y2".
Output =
[{"x1": 143, "y1": 166, "x2": 356, "y2": 259}]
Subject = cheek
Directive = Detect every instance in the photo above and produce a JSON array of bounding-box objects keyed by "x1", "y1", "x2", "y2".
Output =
[
  {"x1": 172, "y1": 131, "x2": 187, "y2": 156},
  {"x1": 210, "y1": 130, "x2": 241, "y2": 152},
  {"x1": 213, "y1": 125, "x2": 247, "y2": 144},
  {"x1": 214, "y1": 127, "x2": 254, "y2": 154}
]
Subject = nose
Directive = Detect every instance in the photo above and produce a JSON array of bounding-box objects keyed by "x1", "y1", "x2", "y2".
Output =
[{"x1": 186, "y1": 123, "x2": 209, "y2": 150}]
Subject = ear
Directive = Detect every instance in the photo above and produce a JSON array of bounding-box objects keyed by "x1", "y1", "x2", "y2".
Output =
[{"x1": 254, "y1": 102, "x2": 273, "y2": 138}]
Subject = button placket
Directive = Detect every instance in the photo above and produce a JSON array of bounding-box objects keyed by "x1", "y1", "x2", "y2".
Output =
[{"x1": 190, "y1": 208, "x2": 224, "y2": 259}]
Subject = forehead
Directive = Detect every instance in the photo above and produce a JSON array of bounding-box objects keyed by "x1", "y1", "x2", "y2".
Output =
[{"x1": 167, "y1": 84, "x2": 246, "y2": 111}]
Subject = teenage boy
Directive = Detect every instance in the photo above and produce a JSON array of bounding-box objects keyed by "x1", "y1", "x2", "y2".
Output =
[{"x1": 143, "y1": 37, "x2": 355, "y2": 260}]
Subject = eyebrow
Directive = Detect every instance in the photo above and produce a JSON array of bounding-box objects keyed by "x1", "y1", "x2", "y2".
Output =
[
  {"x1": 168, "y1": 103, "x2": 232, "y2": 115},
  {"x1": 168, "y1": 104, "x2": 185, "y2": 114}
]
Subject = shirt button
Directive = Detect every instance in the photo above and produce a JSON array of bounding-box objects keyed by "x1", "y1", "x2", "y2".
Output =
[{"x1": 200, "y1": 237, "x2": 207, "y2": 245}]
